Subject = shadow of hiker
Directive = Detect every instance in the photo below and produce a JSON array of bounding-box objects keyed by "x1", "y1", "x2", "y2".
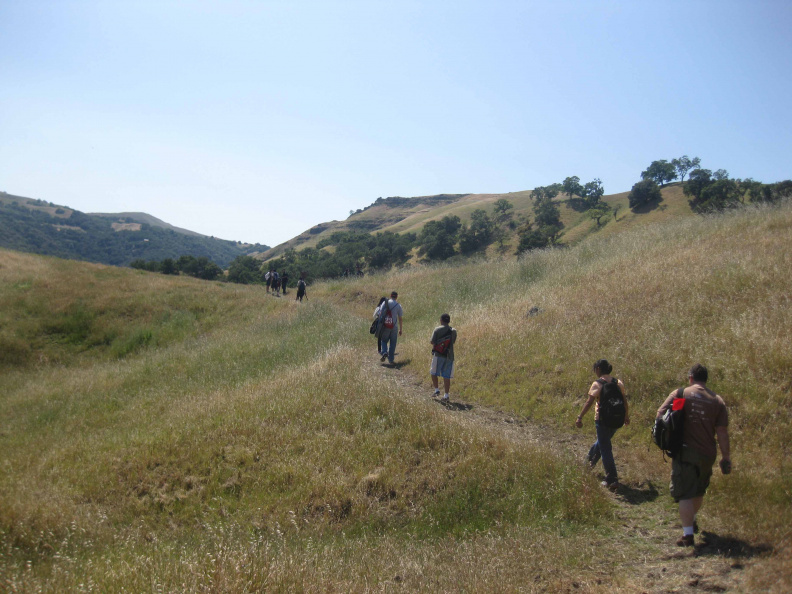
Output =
[
  {"x1": 694, "y1": 531, "x2": 773, "y2": 559},
  {"x1": 617, "y1": 481, "x2": 660, "y2": 505},
  {"x1": 439, "y1": 399, "x2": 473, "y2": 412},
  {"x1": 382, "y1": 359, "x2": 411, "y2": 369}
]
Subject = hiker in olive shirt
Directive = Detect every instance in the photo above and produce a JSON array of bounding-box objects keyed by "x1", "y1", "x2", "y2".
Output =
[
  {"x1": 430, "y1": 313, "x2": 457, "y2": 402},
  {"x1": 657, "y1": 364, "x2": 730, "y2": 547}
]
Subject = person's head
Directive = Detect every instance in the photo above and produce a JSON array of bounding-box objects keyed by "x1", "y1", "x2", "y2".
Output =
[
  {"x1": 440, "y1": 313, "x2": 451, "y2": 325},
  {"x1": 378, "y1": 296, "x2": 387, "y2": 306},
  {"x1": 390, "y1": 291, "x2": 398, "y2": 299},
  {"x1": 689, "y1": 363, "x2": 708, "y2": 384},
  {"x1": 593, "y1": 359, "x2": 613, "y2": 376}
]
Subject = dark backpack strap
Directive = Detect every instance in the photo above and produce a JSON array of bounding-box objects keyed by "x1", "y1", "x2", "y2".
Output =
[{"x1": 676, "y1": 387, "x2": 685, "y2": 399}]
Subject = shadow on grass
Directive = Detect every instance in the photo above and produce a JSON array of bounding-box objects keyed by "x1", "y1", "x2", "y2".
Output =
[
  {"x1": 617, "y1": 481, "x2": 660, "y2": 505},
  {"x1": 630, "y1": 198, "x2": 665, "y2": 214},
  {"x1": 382, "y1": 359, "x2": 412, "y2": 369},
  {"x1": 694, "y1": 531, "x2": 774, "y2": 559},
  {"x1": 439, "y1": 399, "x2": 474, "y2": 412}
]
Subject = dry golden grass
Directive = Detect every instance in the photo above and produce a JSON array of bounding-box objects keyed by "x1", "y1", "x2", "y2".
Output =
[{"x1": 2, "y1": 201, "x2": 791, "y2": 591}]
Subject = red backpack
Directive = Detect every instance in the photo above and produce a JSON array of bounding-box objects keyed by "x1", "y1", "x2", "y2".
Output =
[{"x1": 381, "y1": 303, "x2": 394, "y2": 329}]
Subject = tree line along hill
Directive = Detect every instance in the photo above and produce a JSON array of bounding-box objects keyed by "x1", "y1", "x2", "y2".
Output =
[{"x1": 0, "y1": 192, "x2": 269, "y2": 268}]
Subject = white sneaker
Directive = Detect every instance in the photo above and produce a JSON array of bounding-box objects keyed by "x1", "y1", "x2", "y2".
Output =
[
  {"x1": 442, "y1": 394, "x2": 450, "y2": 402},
  {"x1": 433, "y1": 389, "x2": 440, "y2": 397}
]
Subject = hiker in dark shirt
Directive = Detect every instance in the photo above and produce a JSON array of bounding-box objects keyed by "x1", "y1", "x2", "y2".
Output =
[
  {"x1": 280, "y1": 271, "x2": 289, "y2": 295},
  {"x1": 430, "y1": 313, "x2": 457, "y2": 402},
  {"x1": 295, "y1": 278, "x2": 307, "y2": 302},
  {"x1": 656, "y1": 363, "x2": 730, "y2": 547}
]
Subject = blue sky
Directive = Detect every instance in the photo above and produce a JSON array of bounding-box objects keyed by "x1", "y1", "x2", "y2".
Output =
[{"x1": 2, "y1": 0, "x2": 790, "y2": 246}]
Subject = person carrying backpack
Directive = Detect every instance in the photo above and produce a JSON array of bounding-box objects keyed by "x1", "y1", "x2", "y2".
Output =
[
  {"x1": 264, "y1": 269, "x2": 272, "y2": 293},
  {"x1": 656, "y1": 363, "x2": 730, "y2": 547},
  {"x1": 295, "y1": 277, "x2": 307, "y2": 302},
  {"x1": 430, "y1": 313, "x2": 457, "y2": 402},
  {"x1": 377, "y1": 291, "x2": 403, "y2": 365},
  {"x1": 575, "y1": 359, "x2": 630, "y2": 492},
  {"x1": 372, "y1": 297, "x2": 387, "y2": 355}
]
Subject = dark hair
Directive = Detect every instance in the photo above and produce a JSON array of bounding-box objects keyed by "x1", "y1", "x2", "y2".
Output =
[
  {"x1": 593, "y1": 359, "x2": 613, "y2": 375},
  {"x1": 440, "y1": 313, "x2": 451, "y2": 324},
  {"x1": 391, "y1": 291, "x2": 398, "y2": 298},
  {"x1": 689, "y1": 363, "x2": 708, "y2": 383},
  {"x1": 378, "y1": 297, "x2": 387, "y2": 306}
]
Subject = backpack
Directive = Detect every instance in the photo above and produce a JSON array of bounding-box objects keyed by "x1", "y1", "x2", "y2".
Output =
[
  {"x1": 432, "y1": 327, "x2": 453, "y2": 356},
  {"x1": 652, "y1": 388, "x2": 686, "y2": 459},
  {"x1": 381, "y1": 302, "x2": 395, "y2": 329},
  {"x1": 597, "y1": 378, "x2": 626, "y2": 429},
  {"x1": 297, "y1": 279, "x2": 306, "y2": 290}
]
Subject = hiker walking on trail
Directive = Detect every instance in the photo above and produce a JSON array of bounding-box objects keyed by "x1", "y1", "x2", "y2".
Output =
[
  {"x1": 271, "y1": 271, "x2": 281, "y2": 297},
  {"x1": 280, "y1": 271, "x2": 289, "y2": 295},
  {"x1": 295, "y1": 277, "x2": 307, "y2": 302},
  {"x1": 430, "y1": 313, "x2": 457, "y2": 402},
  {"x1": 575, "y1": 359, "x2": 629, "y2": 492},
  {"x1": 377, "y1": 291, "x2": 403, "y2": 365},
  {"x1": 265, "y1": 269, "x2": 273, "y2": 293},
  {"x1": 656, "y1": 363, "x2": 730, "y2": 548},
  {"x1": 373, "y1": 297, "x2": 387, "y2": 355}
]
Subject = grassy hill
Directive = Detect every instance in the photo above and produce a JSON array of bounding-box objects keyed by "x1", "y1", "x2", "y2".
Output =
[
  {"x1": 261, "y1": 184, "x2": 693, "y2": 262},
  {"x1": 0, "y1": 192, "x2": 269, "y2": 267},
  {"x1": 1, "y1": 200, "x2": 790, "y2": 591}
]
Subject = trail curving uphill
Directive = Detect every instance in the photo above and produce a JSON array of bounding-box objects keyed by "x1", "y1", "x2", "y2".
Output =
[{"x1": 369, "y1": 355, "x2": 771, "y2": 593}]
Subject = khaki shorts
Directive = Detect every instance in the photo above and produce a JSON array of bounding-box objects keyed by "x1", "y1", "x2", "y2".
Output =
[{"x1": 670, "y1": 447, "x2": 716, "y2": 502}]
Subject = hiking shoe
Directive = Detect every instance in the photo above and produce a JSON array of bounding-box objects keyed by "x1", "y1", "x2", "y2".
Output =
[
  {"x1": 380, "y1": 354, "x2": 387, "y2": 362},
  {"x1": 442, "y1": 394, "x2": 450, "y2": 402},
  {"x1": 433, "y1": 389, "x2": 440, "y2": 397},
  {"x1": 601, "y1": 481, "x2": 619, "y2": 493},
  {"x1": 676, "y1": 534, "x2": 695, "y2": 547}
]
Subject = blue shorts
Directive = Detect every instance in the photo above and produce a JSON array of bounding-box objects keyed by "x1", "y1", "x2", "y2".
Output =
[{"x1": 430, "y1": 355, "x2": 454, "y2": 379}]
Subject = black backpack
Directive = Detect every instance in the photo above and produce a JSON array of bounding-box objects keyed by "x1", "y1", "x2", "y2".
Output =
[
  {"x1": 652, "y1": 388, "x2": 685, "y2": 459},
  {"x1": 597, "y1": 378, "x2": 626, "y2": 429}
]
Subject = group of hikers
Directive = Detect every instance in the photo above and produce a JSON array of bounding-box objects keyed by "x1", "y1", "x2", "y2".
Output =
[
  {"x1": 371, "y1": 291, "x2": 731, "y2": 548},
  {"x1": 265, "y1": 269, "x2": 307, "y2": 301}
]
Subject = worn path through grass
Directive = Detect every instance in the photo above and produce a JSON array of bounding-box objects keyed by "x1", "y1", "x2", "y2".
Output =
[{"x1": 365, "y1": 350, "x2": 772, "y2": 593}]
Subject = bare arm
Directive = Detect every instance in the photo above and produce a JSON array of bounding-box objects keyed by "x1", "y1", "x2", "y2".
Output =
[
  {"x1": 656, "y1": 392, "x2": 676, "y2": 419},
  {"x1": 716, "y1": 426, "x2": 730, "y2": 460},
  {"x1": 575, "y1": 393, "x2": 597, "y2": 428}
]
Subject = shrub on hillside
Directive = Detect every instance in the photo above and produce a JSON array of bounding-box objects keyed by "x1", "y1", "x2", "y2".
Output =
[{"x1": 628, "y1": 179, "x2": 662, "y2": 210}]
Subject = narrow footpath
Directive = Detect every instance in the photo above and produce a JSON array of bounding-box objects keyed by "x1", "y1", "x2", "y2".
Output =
[{"x1": 368, "y1": 355, "x2": 773, "y2": 593}]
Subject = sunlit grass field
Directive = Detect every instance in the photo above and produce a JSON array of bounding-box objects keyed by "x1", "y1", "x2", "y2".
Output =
[{"x1": 1, "y1": 201, "x2": 791, "y2": 591}]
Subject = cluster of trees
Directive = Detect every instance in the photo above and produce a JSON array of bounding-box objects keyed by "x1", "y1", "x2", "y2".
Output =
[
  {"x1": 629, "y1": 155, "x2": 792, "y2": 213},
  {"x1": 515, "y1": 176, "x2": 611, "y2": 254},
  {"x1": 266, "y1": 230, "x2": 417, "y2": 283},
  {"x1": 130, "y1": 255, "x2": 224, "y2": 280}
]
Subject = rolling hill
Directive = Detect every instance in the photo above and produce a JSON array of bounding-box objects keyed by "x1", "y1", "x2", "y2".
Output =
[
  {"x1": 0, "y1": 192, "x2": 269, "y2": 268},
  {"x1": 260, "y1": 183, "x2": 693, "y2": 262},
  {"x1": 1, "y1": 199, "x2": 790, "y2": 590}
]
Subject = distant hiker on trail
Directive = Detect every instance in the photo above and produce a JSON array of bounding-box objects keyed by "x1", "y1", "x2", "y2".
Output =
[
  {"x1": 656, "y1": 363, "x2": 730, "y2": 548},
  {"x1": 265, "y1": 269, "x2": 273, "y2": 293},
  {"x1": 373, "y1": 297, "x2": 387, "y2": 355},
  {"x1": 271, "y1": 271, "x2": 281, "y2": 297},
  {"x1": 296, "y1": 278, "x2": 307, "y2": 302},
  {"x1": 575, "y1": 359, "x2": 629, "y2": 492},
  {"x1": 280, "y1": 271, "x2": 289, "y2": 295},
  {"x1": 377, "y1": 291, "x2": 403, "y2": 365},
  {"x1": 430, "y1": 313, "x2": 457, "y2": 402}
]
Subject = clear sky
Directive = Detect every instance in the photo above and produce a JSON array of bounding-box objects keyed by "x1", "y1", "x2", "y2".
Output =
[{"x1": 2, "y1": 1, "x2": 791, "y2": 246}]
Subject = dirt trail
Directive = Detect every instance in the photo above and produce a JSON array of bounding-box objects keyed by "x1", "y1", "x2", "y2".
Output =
[{"x1": 370, "y1": 356, "x2": 771, "y2": 593}]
